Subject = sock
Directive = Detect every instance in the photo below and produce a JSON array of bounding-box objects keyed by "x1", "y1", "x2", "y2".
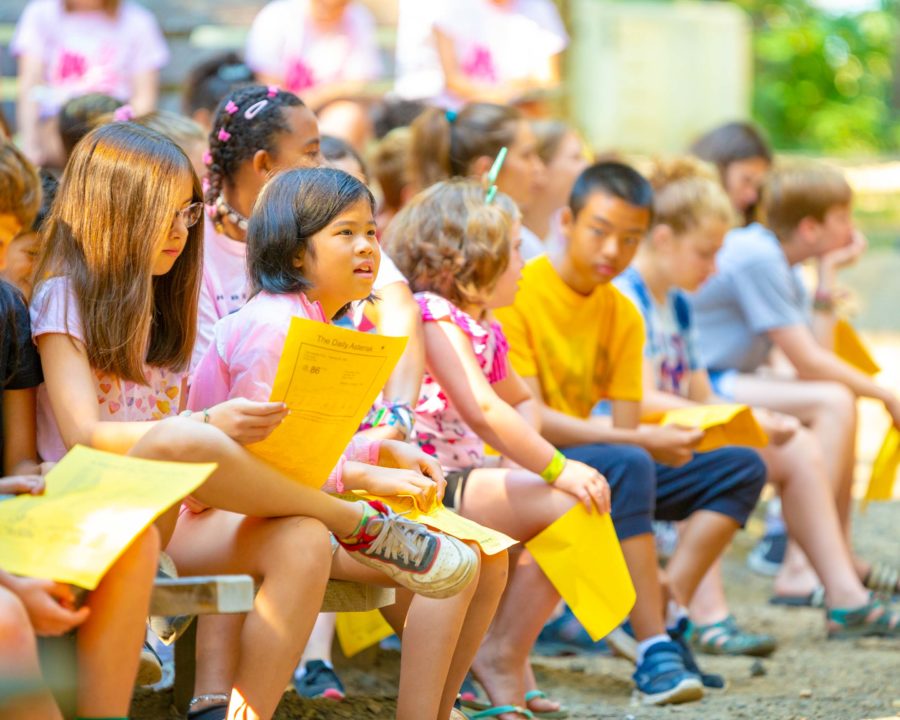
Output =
[
  {"x1": 636, "y1": 633, "x2": 670, "y2": 664},
  {"x1": 338, "y1": 501, "x2": 382, "y2": 545},
  {"x1": 765, "y1": 497, "x2": 785, "y2": 535},
  {"x1": 666, "y1": 601, "x2": 690, "y2": 631}
]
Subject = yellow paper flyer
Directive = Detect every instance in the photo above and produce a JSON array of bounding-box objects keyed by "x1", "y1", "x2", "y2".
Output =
[
  {"x1": 661, "y1": 404, "x2": 768, "y2": 453},
  {"x1": 834, "y1": 319, "x2": 881, "y2": 376},
  {"x1": 357, "y1": 492, "x2": 517, "y2": 556},
  {"x1": 249, "y1": 318, "x2": 407, "y2": 487},
  {"x1": 526, "y1": 505, "x2": 635, "y2": 641},
  {"x1": 864, "y1": 426, "x2": 900, "y2": 508},
  {"x1": 0, "y1": 446, "x2": 215, "y2": 590},
  {"x1": 336, "y1": 609, "x2": 394, "y2": 657}
]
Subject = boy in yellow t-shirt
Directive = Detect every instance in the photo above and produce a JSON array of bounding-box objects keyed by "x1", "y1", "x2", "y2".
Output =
[{"x1": 495, "y1": 162, "x2": 766, "y2": 705}]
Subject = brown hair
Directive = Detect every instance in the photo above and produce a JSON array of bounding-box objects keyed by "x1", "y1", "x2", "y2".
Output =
[
  {"x1": 0, "y1": 140, "x2": 41, "y2": 229},
  {"x1": 64, "y1": 0, "x2": 120, "y2": 15},
  {"x1": 408, "y1": 104, "x2": 521, "y2": 191},
  {"x1": 132, "y1": 110, "x2": 207, "y2": 154},
  {"x1": 369, "y1": 127, "x2": 411, "y2": 212},
  {"x1": 648, "y1": 157, "x2": 735, "y2": 235},
  {"x1": 58, "y1": 93, "x2": 124, "y2": 159},
  {"x1": 384, "y1": 179, "x2": 515, "y2": 306},
  {"x1": 761, "y1": 161, "x2": 852, "y2": 241},
  {"x1": 689, "y1": 122, "x2": 773, "y2": 176},
  {"x1": 531, "y1": 120, "x2": 571, "y2": 165},
  {"x1": 33, "y1": 123, "x2": 203, "y2": 383}
]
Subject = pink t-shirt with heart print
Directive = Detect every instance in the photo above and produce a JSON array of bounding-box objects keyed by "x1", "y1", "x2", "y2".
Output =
[{"x1": 30, "y1": 276, "x2": 184, "y2": 462}]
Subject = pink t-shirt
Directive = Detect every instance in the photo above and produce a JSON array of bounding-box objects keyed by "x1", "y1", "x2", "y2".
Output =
[
  {"x1": 415, "y1": 0, "x2": 567, "y2": 109},
  {"x1": 414, "y1": 292, "x2": 510, "y2": 471},
  {"x1": 188, "y1": 290, "x2": 376, "y2": 493},
  {"x1": 12, "y1": 0, "x2": 169, "y2": 117},
  {"x1": 245, "y1": 0, "x2": 382, "y2": 95},
  {"x1": 30, "y1": 277, "x2": 184, "y2": 462},
  {"x1": 192, "y1": 216, "x2": 250, "y2": 372}
]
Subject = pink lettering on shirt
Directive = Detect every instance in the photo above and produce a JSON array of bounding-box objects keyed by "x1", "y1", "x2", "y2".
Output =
[
  {"x1": 461, "y1": 44, "x2": 496, "y2": 82},
  {"x1": 285, "y1": 57, "x2": 316, "y2": 93},
  {"x1": 57, "y1": 50, "x2": 87, "y2": 81}
]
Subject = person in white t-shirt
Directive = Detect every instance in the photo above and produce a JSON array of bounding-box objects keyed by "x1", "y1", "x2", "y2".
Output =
[
  {"x1": 12, "y1": 0, "x2": 169, "y2": 167},
  {"x1": 245, "y1": 0, "x2": 382, "y2": 148},
  {"x1": 395, "y1": 0, "x2": 567, "y2": 110}
]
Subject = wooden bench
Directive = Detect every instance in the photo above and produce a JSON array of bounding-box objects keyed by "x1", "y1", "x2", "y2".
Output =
[{"x1": 151, "y1": 575, "x2": 395, "y2": 713}]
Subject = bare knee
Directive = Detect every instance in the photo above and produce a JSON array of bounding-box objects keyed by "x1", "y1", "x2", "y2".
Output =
[
  {"x1": 815, "y1": 382, "x2": 857, "y2": 423},
  {"x1": 260, "y1": 517, "x2": 332, "y2": 579},
  {"x1": 130, "y1": 417, "x2": 229, "y2": 464},
  {"x1": 0, "y1": 588, "x2": 38, "y2": 661},
  {"x1": 479, "y1": 549, "x2": 509, "y2": 592}
]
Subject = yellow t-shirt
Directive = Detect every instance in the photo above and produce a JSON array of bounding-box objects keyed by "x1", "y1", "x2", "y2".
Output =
[{"x1": 494, "y1": 255, "x2": 645, "y2": 419}]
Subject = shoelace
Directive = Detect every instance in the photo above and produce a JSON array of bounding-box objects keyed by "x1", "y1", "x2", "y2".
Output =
[{"x1": 364, "y1": 511, "x2": 431, "y2": 566}]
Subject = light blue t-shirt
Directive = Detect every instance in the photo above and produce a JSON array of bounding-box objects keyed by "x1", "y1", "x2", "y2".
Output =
[
  {"x1": 614, "y1": 266, "x2": 701, "y2": 398},
  {"x1": 690, "y1": 223, "x2": 808, "y2": 373}
]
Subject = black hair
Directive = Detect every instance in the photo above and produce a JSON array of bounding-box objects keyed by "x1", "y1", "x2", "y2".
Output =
[
  {"x1": 31, "y1": 170, "x2": 59, "y2": 232},
  {"x1": 371, "y1": 98, "x2": 427, "y2": 139},
  {"x1": 205, "y1": 85, "x2": 306, "y2": 206},
  {"x1": 0, "y1": 280, "x2": 28, "y2": 388},
  {"x1": 689, "y1": 122, "x2": 772, "y2": 173},
  {"x1": 569, "y1": 161, "x2": 654, "y2": 220},
  {"x1": 246, "y1": 167, "x2": 375, "y2": 316},
  {"x1": 58, "y1": 93, "x2": 123, "y2": 159},
  {"x1": 321, "y1": 135, "x2": 367, "y2": 181},
  {"x1": 182, "y1": 52, "x2": 255, "y2": 117}
]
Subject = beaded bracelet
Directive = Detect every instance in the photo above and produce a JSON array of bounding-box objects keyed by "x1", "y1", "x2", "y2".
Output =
[{"x1": 540, "y1": 449, "x2": 567, "y2": 484}]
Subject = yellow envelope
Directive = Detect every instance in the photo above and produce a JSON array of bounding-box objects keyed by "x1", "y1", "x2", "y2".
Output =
[
  {"x1": 526, "y1": 505, "x2": 635, "y2": 641},
  {"x1": 335, "y1": 609, "x2": 394, "y2": 658},
  {"x1": 661, "y1": 404, "x2": 768, "y2": 453},
  {"x1": 357, "y1": 492, "x2": 517, "y2": 556},
  {"x1": 0, "y1": 446, "x2": 215, "y2": 589},
  {"x1": 864, "y1": 426, "x2": 900, "y2": 509},
  {"x1": 834, "y1": 319, "x2": 881, "y2": 376},
  {"x1": 249, "y1": 318, "x2": 407, "y2": 487}
]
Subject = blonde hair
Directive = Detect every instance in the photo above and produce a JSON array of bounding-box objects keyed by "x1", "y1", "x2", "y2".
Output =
[
  {"x1": 133, "y1": 110, "x2": 207, "y2": 154},
  {"x1": 33, "y1": 123, "x2": 203, "y2": 383},
  {"x1": 648, "y1": 157, "x2": 735, "y2": 235},
  {"x1": 760, "y1": 161, "x2": 852, "y2": 241},
  {"x1": 0, "y1": 140, "x2": 41, "y2": 229},
  {"x1": 385, "y1": 179, "x2": 516, "y2": 306}
]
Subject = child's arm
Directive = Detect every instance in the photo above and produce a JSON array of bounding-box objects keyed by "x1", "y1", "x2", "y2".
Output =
[
  {"x1": 0, "y1": 569, "x2": 88, "y2": 636},
  {"x1": 768, "y1": 323, "x2": 900, "y2": 424},
  {"x1": 15, "y1": 54, "x2": 44, "y2": 164},
  {"x1": 492, "y1": 369, "x2": 541, "y2": 430},
  {"x1": 129, "y1": 69, "x2": 160, "y2": 116},
  {"x1": 2, "y1": 388, "x2": 39, "y2": 476}
]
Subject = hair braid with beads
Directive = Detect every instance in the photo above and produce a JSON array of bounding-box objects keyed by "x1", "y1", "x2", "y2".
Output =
[{"x1": 204, "y1": 85, "x2": 304, "y2": 211}]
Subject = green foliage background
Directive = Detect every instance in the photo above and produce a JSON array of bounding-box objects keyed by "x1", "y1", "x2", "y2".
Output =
[{"x1": 729, "y1": 0, "x2": 900, "y2": 154}]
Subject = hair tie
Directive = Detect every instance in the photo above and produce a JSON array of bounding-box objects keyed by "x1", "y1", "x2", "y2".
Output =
[
  {"x1": 113, "y1": 104, "x2": 134, "y2": 122},
  {"x1": 201, "y1": 176, "x2": 211, "y2": 194},
  {"x1": 267, "y1": 85, "x2": 279, "y2": 98},
  {"x1": 244, "y1": 99, "x2": 269, "y2": 120},
  {"x1": 217, "y1": 128, "x2": 231, "y2": 142},
  {"x1": 225, "y1": 100, "x2": 239, "y2": 115},
  {"x1": 445, "y1": 109, "x2": 458, "y2": 123},
  {"x1": 202, "y1": 150, "x2": 213, "y2": 166}
]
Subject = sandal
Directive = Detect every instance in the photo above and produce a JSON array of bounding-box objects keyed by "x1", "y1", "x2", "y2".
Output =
[
  {"x1": 863, "y1": 562, "x2": 900, "y2": 597},
  {"x1": 769, "y1": 586, "x2": 825, "y2": 608},
  {"x1": 692, "y1": 616, "x2": 777, "y2": 658},
  {"x1": 525, "y1": 689, "x2": 569, "y2": 718},
  {"x1": 463, "y1": 706, "x2": 534, "y2": 719},
  {"x1": 187, "y1": 693, "x2": 229, "y2": 720},
  {"x1": 826, "y1": 596, "x2": 900, "y2": 639}
]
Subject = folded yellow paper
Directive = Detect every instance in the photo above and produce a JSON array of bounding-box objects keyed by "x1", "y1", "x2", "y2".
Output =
[
  {"x1": 834, "y1": 319, "x2": 881, "y2": 376},
  {"x1": 526, "y1": 505, "x2": 635, "y2": 641},
  {"x1": 249, "y1": 318, "x2": 407, "y2": 487},
  {"x1": 336, "y1": 609, "x2": 394, "y2": 658},
  {"x1": 661, "y1": 404, "x2": 768, "y2": 453},
  {"x1": 864, "y1": 426, "x2": 900, "y2": 509},
  {"x1": 0, "y1": 446, "x2": 215, "y2": 589},
  {"x1": 358, "y1": 491, "x2": 517, "y2": 556}
]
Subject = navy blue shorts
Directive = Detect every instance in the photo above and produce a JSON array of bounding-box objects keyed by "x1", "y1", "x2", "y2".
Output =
[{"x1": 561, "y1": 444, "x2": 766, "y2": 541}]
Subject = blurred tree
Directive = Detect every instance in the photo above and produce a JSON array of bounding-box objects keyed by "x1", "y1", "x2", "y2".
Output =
[{"x1": 730, "y1": 0, "x2": 900, "y2": 153}]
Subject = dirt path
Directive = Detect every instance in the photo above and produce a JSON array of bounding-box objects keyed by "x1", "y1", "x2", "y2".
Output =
[{"x1": 132, "y1": 498, "x2": 900, "y2": 720}]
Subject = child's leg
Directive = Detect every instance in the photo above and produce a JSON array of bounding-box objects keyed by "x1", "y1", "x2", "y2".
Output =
[
  {"x1": 76, "y1": 525, "x2": 160, "y2": 718},
  {"x1": 191, "y1": 614, "x2": 243, "y2": 712},
  {"x1": 299, "y1": 614, "x2": 337, "y2": 667},
  {"x1": 688, "y1": 560, "x2": 730, "y2": 625},
  {"x1": 166, "y1": 509, "x2": 332, "y2": 720},
  {"x1": 0, "y1": 586, "x2": 61, "y2": 720}
]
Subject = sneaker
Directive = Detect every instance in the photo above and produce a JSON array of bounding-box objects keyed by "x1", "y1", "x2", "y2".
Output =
[
  {"x1": 293, "y1": 660, "x2": 345, "y2": 700},
  {"x1": 536, "y1": 605, "x2": 612, "y2": 656},
  {"x1": 746, "y1": 531, "x2": 788, "y2": 577},
  {"x1": 339, "y1": 501, "x2": 477, "y2": 599},
  {"x1": 668, "y1": 618, "x2": 727, "y2": 690},
  {"x1": 633, "y1": 641, "x2": 703, "y2": 705}
]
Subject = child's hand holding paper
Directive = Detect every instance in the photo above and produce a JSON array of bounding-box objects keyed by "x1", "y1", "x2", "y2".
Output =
[
  {"x1": 343, "y1": 462, "x2": 442, "y2": 511},
  {"x1": 660, "y1": 404, "x2": 768, "y2": 453}
]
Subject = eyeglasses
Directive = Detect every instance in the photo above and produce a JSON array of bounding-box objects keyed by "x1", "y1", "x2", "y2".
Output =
[{"x1": 173, "y1": 202, "x2": 204, "y2": 229}]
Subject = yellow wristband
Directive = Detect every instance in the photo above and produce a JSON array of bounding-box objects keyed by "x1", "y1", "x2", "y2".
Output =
[{"x1": 540, "y1": 449, "x2": 566, "y2": 484}]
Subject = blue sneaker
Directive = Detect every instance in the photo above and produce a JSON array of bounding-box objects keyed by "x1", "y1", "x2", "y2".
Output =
[
  {"x1": 668, "y1": 618, "x2": 727, "y2": 690},
  {"x1": 536, "y1": 605, "x2": 611, "y2": 656},
  {"x1": 747, "y1": 531, "x2": 788, "y2": 576},
  {"x1": 633, "y1": 641, "x2": 703, "y2": 705},
  {"x1": 293, "y1": 660, "x2": 345, "y2": 700}
]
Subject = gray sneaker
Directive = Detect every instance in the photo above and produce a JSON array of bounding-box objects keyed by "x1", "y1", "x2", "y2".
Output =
[{"x1": 339, "y1": 500, "x2": 478, "y2": 599}]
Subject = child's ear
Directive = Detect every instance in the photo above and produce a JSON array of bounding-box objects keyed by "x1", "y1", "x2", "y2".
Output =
[
  {"x1": 252, "y1": 148, "x2": 274, "y2": 177},
  {"x1": 559, "y1": 206, "x2": 574, "y2": 238},
  {"x1": 650, "y1": 224, "x2": 673, "y2": 250},
  {"x1": 292, "y1": 249, "x2": 303, "y2": 269},
  {"x1": 796, "y1": 216, "x2": 820, "y2": 247},
  {"x1": 471, "y1": 155, "x2": 492, "y2": 179}
]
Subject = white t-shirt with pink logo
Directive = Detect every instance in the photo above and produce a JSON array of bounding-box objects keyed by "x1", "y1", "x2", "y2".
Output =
[
  {"x1": 30, "y1": 277, "x2": 184, "y2": 462},
  {"x1": 245, "y1": 0, "x2": 382, "y2": 96},
  {"x1": 11, "y1": 0, "x2": 169, "y2": 117},
  {"x1": 395, "y1": 0, "x2": 567, "y2": 108}
]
